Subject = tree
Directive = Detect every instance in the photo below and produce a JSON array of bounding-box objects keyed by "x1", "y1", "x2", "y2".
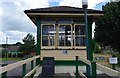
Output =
[
  {"x1": 20, "y1": 33, "x2": 35, "y2": 54},
  {"x1": 15, "y1": 42, "x2": 22, "y2": 46},
  {"x1": 95, "y1": 2, "x2": 120, "y2": 53}
]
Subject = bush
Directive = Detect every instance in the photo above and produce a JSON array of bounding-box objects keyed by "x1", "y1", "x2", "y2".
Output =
[{"x1": 93, "y1": 41, "x2": 101, "y2": 53}]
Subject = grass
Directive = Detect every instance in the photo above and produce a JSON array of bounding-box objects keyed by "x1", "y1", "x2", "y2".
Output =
[
  {"x1": 0, "y1": 57, "x2": 22, "y2": 62},
  {"x1": 94, "y1": 52, "x2": 120, "y2": 69}
]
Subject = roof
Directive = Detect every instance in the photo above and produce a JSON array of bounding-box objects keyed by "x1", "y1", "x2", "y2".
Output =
[
  {"x1": 24, "y1": 6, "x2": 104, "y2": 14},
  {"x1": 8, "y1": 46, "x2": 19, "y2": 52}
]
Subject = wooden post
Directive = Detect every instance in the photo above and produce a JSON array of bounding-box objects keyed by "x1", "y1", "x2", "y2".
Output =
[
  {"x1": 31, "y1": 60, "x2": 34, "y2": 78},
  {"x1": 22, "y1": 58, "x2": 26, "y2": 77},
  {"x1": 31, "y1": 60, "x2": 34, "y2": 70}
]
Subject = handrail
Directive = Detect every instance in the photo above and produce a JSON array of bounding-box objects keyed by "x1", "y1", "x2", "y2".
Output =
[
  {"x1": 78, "y1": 56, "x2": 120, "y2": 77},
  {"x1": 78, "y1": 70, "x2": 87, "y2": 78},
  {"x1": 23, "y1": 65, "x2": 40, "y2": 78},
  {"x1": 96, "y1": 63, "x2": 120, "y2": 76},
  {"x1": 0, "y1": 55, "x2": 40, "y2": 74},
  {"x1": 78, "y1": 57, "x2": 91, "y2": 65}
]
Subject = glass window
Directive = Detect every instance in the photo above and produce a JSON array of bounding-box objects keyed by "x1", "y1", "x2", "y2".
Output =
[
  {"x1": 75, "y1": 25, "x2": 86, "y2": 46},
  {"x1": 59, "y1": 25, "x2": 71, "y2": 46},
  {"x1": 41, "y1": 24, "x2": 86, "y2": 48},
  {"x1": 42, "y1": 36, "x2": 48, "y2": 46},
  {"x1": 42, "y1": 25, "x2": 54, "y2": 35},
  {"x1": 42, "y1": 25, "x2": 55, "y2": 46}
]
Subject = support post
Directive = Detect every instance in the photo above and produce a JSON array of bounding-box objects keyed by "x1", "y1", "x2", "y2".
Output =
[
  {"x1": 22, "y1": 58, "x2": 26, "y2": 77},
  {"x1": 84, "y1": 7, "x2": 91, "y2": 77},
  {"x1": 84, "y1": 7, "x2": 93, "y2": 77},
  {"x1": 1, "y1": 63, "x2": 7, "y2": 78},
  {"x1": 76, "y1": 56, "x2": 78, "y2": 78},
  {"x1": 30, "y1": 60, "x2": 34, "y2": 78},
  {"x1": 31, "y1": 60, "x2": 34, "y2": 70},
  {"x1": 88, "y1": 20, "x2": 93, "y2": 61},
  {"x1": 91, "y1": 61, "x2": 96, "y2": 78},
  {"x1": 36, "y1": 17, "x2": 41, "y2": 66}
]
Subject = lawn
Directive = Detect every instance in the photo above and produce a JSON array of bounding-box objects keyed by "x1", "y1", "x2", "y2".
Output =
[
  {"x1": 0, "y1": 57, "x2": 22, "y2": 62},
  {"x1": 94, "y1": 52, "x2": 120, "y2": 69}
]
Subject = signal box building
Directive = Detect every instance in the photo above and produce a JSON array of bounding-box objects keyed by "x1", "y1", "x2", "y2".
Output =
[{"x1": 24, "y1": 6, "x2": 103, "y2": 63}]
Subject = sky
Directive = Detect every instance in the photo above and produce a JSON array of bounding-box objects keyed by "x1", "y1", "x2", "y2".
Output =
[{"x1": 0, "y1": 0, "x2": 110, "y2": 44}]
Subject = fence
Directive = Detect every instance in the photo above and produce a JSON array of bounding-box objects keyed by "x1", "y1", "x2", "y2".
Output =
[
  {"x1": 0, "y1": 55, "x2": 119, "y2": 78},
  {"x1": 0, "y1": 55, "x2": 40, "y2": 78},
  {"x1": 76, "y1": 56, "x2": 120, "y2": 78}
]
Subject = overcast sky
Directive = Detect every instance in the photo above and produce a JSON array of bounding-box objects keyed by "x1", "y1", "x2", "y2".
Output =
[{"x1": 0, "y1": 0, "x2": 110, "y2": 44}]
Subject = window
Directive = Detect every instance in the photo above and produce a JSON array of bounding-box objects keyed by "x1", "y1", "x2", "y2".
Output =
[
  {"x1": 42, "y1": 25, "x2": 55, "y2": 46},
  {"x1": 41, "y1": 24, "x2": 86, "y2": 48},
  {"x1": 59, "y1": 25, "x2": 71, "y2": 46},
  {"x1": 74, "y1": 25, "x2": 86, "y2": 46}
]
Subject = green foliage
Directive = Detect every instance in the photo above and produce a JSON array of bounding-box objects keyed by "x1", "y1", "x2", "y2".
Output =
[
  {"x1": 20, "y1": 33, "x2": 35, "y2": 54},
  {"x1": 95, "y1": 2, "x2": 120, "y2": 53},
  {"x1": 93, "y1": 39, "x2": 101, "y2": 53},
  {"x1": 15, "y1": 42, "x2": 22, "y2": 46}
]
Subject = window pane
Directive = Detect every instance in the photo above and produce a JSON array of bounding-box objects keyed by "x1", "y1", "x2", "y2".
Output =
[
  {"x1": 75, "y1": 36, "x2": 85, "y2": 46},
  {"x1": 49, "y1": 36, "x2": 54, "y2": 46},
  {"x1": 75, "y1": 25, "x2": 85, "y2": 46},
  {"x1": 75, "y1": 25, "x2": 85, "y2": 35},
  {"x1": 59, "y1": 35, "x2": 65, "y2": 46},
  {"x1": 65, "y1": 36, "x2": 71, "y2": 46},
  {"x1": 42, "y1": 36, "x2": 48, "y2": 46},
  {"x1": 42, "y1": 25, "x2": 54, "y2": 35}
]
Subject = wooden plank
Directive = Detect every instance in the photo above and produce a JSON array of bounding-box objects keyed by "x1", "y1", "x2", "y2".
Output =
[
  {"x1": 70, "y1": 73, "x2": 75, "y2": 78},
  {"x1": 78, "y1": 57, "x2": 91, "y2": 65},
  {"x1": 96, "y1": 63, "x2": 120, "y2": 76},
  {"x1": 33, "y1": 66, "x2": 42, "y2": 77},
  {"x1": 0, "y1": 55, "x2": 40, "y2": 74},
  {"x1": 23, "y1": 65, "x2": 39, "y2": 78},
  {"x1": 78, "y1": 70, "x2": 87, "y2": 78}
]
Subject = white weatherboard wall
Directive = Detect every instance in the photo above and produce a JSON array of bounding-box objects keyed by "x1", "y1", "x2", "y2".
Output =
[{"x1": 41, "y1": 50, "x2": 86, "y2": 60}]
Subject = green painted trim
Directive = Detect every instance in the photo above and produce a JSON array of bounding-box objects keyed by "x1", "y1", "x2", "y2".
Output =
[
  {"x1": 22, "y1": 64, "x2": 26, "y2": 77},
  {"x1": 36, "y1": 17, "x2": 41, "y2": 55},
  {"x1": 91, "y1": 61, "x2": 96, "y2": 78},
  {"x1": 36, "y1": 17, "x2": 41, "y2": 65},
  {"x1": 40, "y1": 60, "x2": 86, "y2": 66},
  {"x1": 41, "y1": 49, "x2": 86, "y2": 50},
  {"x1": 88, "y1": 20, "x2": 93, "y2": 61},
  {"x1": 31, "y1": 60, "x2": 34, "y2": 70},
  {"x1": 76, "y1": 56, "x2": 79, "y2": 78}
]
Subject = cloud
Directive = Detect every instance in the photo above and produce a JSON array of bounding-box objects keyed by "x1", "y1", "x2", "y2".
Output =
[
  {"x1": 0, "y1": 0, "x2": 49, "y2": 44},
  {"x1": 48, "y1": 0, "x2": 63, "y2": 2},
  {"x1": 59, "y1": 0, "x2": 82, "y2": 8},
  {"x1": 59, "y1": 0, "x2": 106, "y2": 9},
  {"x1": 0, "y1": 31, "x2": 6, "y2": 43}
]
